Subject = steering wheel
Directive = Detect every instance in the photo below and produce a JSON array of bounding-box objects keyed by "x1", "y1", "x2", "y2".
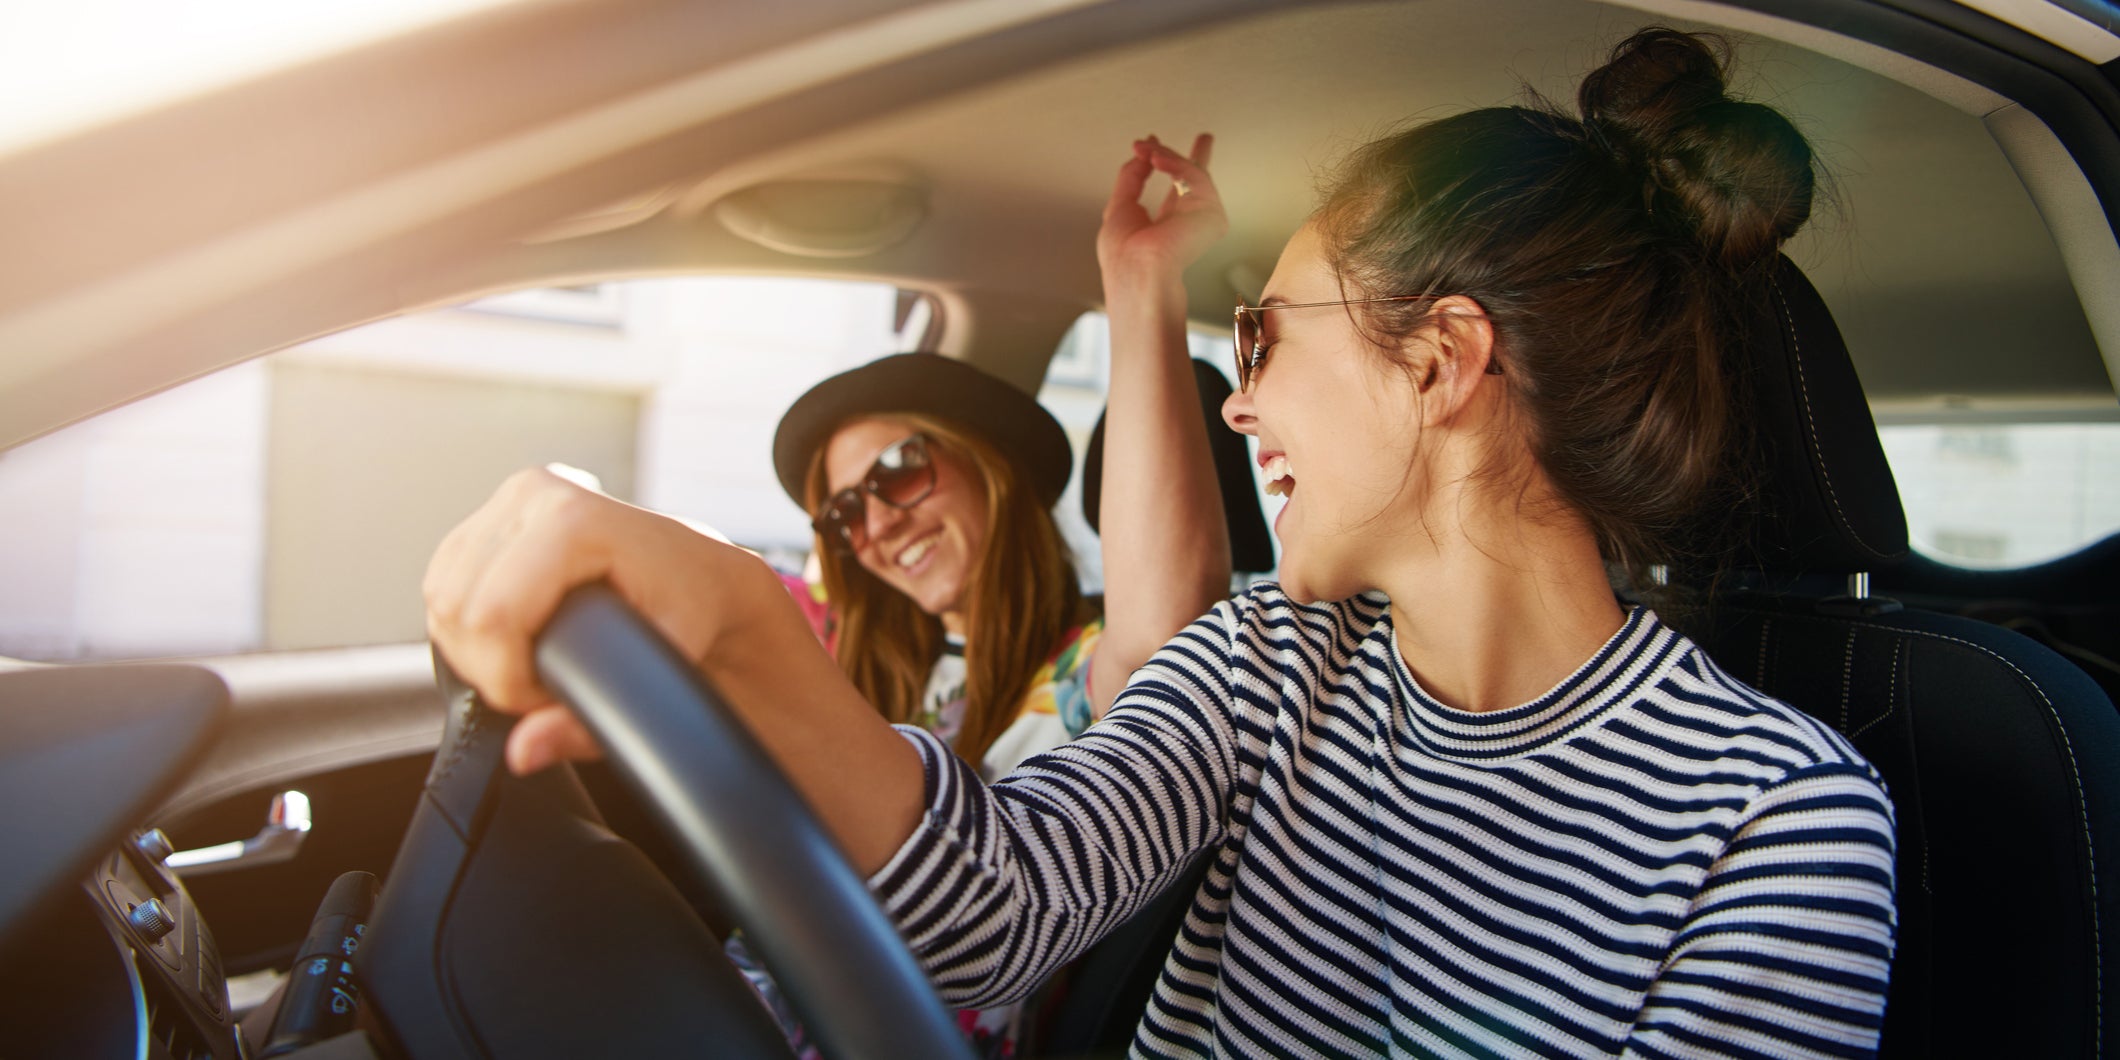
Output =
[
  {"x1": 363, "y1": 584, "x2": 973, "y2": 1060},
  {"x1": 534, "y1": 584, "x2": 973, "y2": 1058}
]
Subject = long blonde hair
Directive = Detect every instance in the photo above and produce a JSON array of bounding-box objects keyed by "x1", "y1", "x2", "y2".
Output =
[{"x1": 805, "y1": 413, "x2": 1083, "y2": 766}]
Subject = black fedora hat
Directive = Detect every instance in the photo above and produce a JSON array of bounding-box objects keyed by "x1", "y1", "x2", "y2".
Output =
[{"x1": 773, "y1": 352, "x2": 1073, "y2": 511}]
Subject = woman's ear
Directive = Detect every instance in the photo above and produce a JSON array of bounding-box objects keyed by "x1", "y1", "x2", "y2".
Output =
[{"x1": 1410, "y1": 294, "x2": 1496, "y2": 427}]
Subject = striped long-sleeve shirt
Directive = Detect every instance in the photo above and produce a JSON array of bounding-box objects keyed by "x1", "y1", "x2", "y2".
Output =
[{"x1": 870, "y1": 587, "x2": 1898, "y2": 1058}]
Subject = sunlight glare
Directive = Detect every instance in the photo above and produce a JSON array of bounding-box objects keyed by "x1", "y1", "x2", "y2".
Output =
[{"x1": 0, "y1": 0, "x2": 521, "y2": 155}]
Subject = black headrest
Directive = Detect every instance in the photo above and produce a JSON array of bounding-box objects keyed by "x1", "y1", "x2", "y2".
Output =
[
  {"x1": 1082, "y1": 359, "x2": 1276, "y2": 574},
  {"x1": 1740, "y1": 256, "x2": 1909, "y2": 572}
]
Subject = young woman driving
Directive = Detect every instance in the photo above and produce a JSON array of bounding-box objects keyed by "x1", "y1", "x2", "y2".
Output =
[{"x1": 425, "y1": 30, "x2": 1896, "y2": 1058}]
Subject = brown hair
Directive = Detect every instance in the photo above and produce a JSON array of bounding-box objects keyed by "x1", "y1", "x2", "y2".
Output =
[
  {"x1": 1314, "y1": 28, "x2": 1815, "y2": 588},
  {"x1": 805, "y1": 413, "x2": 1083, "y2": 766}
]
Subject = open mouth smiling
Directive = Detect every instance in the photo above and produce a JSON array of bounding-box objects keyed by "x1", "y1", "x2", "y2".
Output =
[
  {"x1": 896, "y1": 530, "x2": 942, "y2": 570},
  {"x1": 1262, "y1": 453, "x2": 1296, "y2": 498}
]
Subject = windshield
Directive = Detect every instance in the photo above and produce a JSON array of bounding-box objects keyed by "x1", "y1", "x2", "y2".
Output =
[{"x1": 0, "y1": 275, "x2": 931, "y2": 661}]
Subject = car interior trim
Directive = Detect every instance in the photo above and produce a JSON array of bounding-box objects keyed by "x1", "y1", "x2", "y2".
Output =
[
  {"x1": 0, "y1": 0, "x2": 1315, "y2": 452},
  {"x1": 2047, "y1": 0, "x2": 2120, "y2": 42},
  {"x1": 1986, "y1": 100, "x2": 2120, "y2": 391},
  {"x1": 0, "y1": 0, "x2": 1113, "y2": 412},
  {"x1": 1737, "y1": 0, "x2": 2120, "y2": 213},
  {"x1": 1952, "y1": 0, "x2": 2120, "y2": 63},
  {"x1": 1515, "y1": 0, "x2": 2120, "y2": 407},
  {"x1": 1614, "y1": 0, "x2": 2014, "y2": 113},
  {"x1": 158, "y1": 645, "x2": 445, "y2": 823},
  {"x1": 1868, "y1": 393, "x2": 2120, "y2": 422},
  {"x1": 1680, "y1": 0, "x2": 2120, "y2": 403}
]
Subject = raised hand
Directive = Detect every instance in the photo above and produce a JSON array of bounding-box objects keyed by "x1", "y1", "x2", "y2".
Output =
[
  {"x1": 1086, "y1": 132, "x2": 1235, "y2": 718},
  {"x1": 1097, "y1": 133, "x2": 1226, "y2": 284}
]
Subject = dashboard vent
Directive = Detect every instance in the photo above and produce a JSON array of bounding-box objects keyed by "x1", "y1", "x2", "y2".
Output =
[{"x1": 140, "y1": 964, "x2": 218, "y2": 1060}]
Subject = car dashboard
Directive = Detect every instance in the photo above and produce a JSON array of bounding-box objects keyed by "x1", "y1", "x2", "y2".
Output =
[
  {"x1": 0, "y1": 664, "x2": 307, "y2": 1060},
  {"x1": 1, "y1": 832, "x2": 242, "y2": 1059}
]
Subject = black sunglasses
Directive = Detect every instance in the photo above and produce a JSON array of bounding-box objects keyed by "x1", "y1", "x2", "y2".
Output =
[
  {"x1": 812, "y1": 432, "x2": 937, "y2": 552},
  {"x1": 1233, "y1": 296, "x2": 1502, "y2": 392}
]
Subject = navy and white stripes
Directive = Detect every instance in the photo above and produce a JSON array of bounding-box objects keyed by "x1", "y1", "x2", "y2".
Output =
[{"x1": 870, "y1": 587, "x2": 1897, "y2": 1058}]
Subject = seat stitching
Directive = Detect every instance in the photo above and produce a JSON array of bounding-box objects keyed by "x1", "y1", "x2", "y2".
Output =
[
  {"x1": 1851, "y1": 638, "x2": 1899, "y2": 739},
  {"x1": 1847, "y1": 642, "x2": 1912, "y2": 895},
  {"x1": 1756, "y1": 618, "x2": 1774, "y2": 690},
  {"x1": 1840, "y1": 627, "x2": 1858, "y2": 732},
  {"x1": 1774, "y1": 281, "x2": 1894, "y2": 562},
  {"x1": 1849, "y1": 622, "x2": 2099, "y2": 1049}
]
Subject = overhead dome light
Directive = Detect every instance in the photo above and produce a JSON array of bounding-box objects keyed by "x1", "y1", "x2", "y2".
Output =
[{"x1": 712, "y1": 178, "x2": 927, "y2": 258}]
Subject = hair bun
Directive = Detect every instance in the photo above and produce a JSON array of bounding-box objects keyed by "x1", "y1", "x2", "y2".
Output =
[{"x1": 1578, "y1": 29, "x2": 1815, "y2": 267}]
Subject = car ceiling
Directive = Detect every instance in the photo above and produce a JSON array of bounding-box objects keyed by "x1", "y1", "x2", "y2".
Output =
[{"x1": 0, "y1": 0, "x2": 2113, "y2": 453}]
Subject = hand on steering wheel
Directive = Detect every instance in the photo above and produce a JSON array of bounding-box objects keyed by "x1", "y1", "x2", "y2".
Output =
[
  {"x1": 413, "y1": 466, "x2": 973, "y2": 1060},
  {"x1": 422, "y1": 467, "x2": 755, "y2": 775}
]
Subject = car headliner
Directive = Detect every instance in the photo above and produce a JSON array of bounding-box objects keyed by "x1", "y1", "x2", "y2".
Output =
[{"x1": 0, "y1": 0, "x2": 2115, "y2": 454}]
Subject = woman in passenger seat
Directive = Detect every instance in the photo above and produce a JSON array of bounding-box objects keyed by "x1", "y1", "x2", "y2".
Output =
[
  {"x1": 767, "y1": 355, "x2": 1103, "y2": 780},
  {"x1": 779, "y1": 132, "x2": 1234, "y2": 783},
  {"x1": 754, "y1": 135, "x2": 1242, "y2": 1057},
  {"x1": 426, "y1": 29, "x2": 1897, "y2": 1059}
]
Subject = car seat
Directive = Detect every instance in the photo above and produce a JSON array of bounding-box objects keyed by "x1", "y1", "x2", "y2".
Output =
[
  {"x1": 1881, "y1": 538, "x2": 2120, "y2": 708},
  {"x1": 1081, "y1": 357, "x2": 1276, "y2": 575},
  {"x1": 1672, "y1": 256, "x2": 2120, "y2": 1058}
]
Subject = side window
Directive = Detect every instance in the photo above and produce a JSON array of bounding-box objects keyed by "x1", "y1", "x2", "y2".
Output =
[
  {"x1": 1879, "y1": 420, "x2": 2120, "y2": 568},
  {"x1": 1037, "y1": 311, "x2": 1278, "y2": 597},
  {"x1": 0, "y1": 278, "x2": 934, "y2": 661}
]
